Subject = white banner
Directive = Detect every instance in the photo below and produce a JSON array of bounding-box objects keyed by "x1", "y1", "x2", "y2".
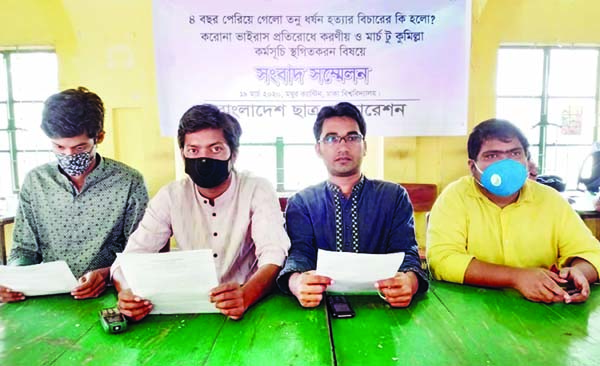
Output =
[{"x1": 153, "y1": 0, "x2": 471, "y2": 138}]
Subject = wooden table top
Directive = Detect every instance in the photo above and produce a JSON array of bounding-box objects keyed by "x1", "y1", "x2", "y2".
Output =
[{"x1": 1, "y1": 281, "x2": 599, "y2": 366}]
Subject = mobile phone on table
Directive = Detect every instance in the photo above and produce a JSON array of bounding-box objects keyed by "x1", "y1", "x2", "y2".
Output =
[
  {"x1": 550, "y1": 265, "x2": 580, "y2": 295},
  {"x1": 326, "y1": 295, "x2": 355, "y2": 318},
  {"x1": 562, "y1": 283, "x2": 581, "y2": 295},
  {"x1": 99, "y1": 307, "x2": 127, "y2": 334}
]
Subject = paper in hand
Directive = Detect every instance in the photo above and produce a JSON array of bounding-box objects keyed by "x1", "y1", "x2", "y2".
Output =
[
  {"x1": 0, "y1": 261, "x2": 78, "y2": 296},
  {"x1": 118, "y1": 250, "x2": 219, "y2": 314},
  {"x1": 315, "y1": 249, "x2": 405, "y2": 294}
]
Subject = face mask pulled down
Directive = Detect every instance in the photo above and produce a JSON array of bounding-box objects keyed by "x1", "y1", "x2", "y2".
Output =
[
  {"x1": 474, "y1": 159, "x2": 528, "y2": 197},
  {"x1": 185, "y1": 156, "x2": 231, "y2": 189}
]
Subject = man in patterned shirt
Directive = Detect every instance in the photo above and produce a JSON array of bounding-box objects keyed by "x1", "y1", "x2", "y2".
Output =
[
  {"x1": 277, "y1": 102, "x2": 428, "y2": 308},
  {"x1": 0, "y1": 87, "x2": 148, "y2": 303}
]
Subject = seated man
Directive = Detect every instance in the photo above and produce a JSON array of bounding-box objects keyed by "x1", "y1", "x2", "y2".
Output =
[
  {"x1": 427, "y1": 118, "x2": 600, "y2": 303},
  {"x1": 527, "y1": 156, "x2": 538, "y2": 180},
  {"x1": 277, "y1": 102, "x2": 428, "y2": 308},
  {"x1": 112, "y1": 104, "x2": 290, "y2": 320},
  {"x1": 1, "y1": 87, "x2": 149, "y2": 303}
]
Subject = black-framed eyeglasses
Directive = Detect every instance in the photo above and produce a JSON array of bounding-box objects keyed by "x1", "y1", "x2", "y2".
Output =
[{"x1": 319, "y1": 133, "x2": 364, "y2": 145}]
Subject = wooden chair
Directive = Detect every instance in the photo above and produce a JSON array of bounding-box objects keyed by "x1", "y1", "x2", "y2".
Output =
[
  {"x1": 278, "y1": 196, "x2": 288, "y2": 212},
  {"x1": 401, "y1": 183, "x2": 437, "y2": 213},
  {"x1": 400, "y1": 183, "x2": 438, "y2": 269}
]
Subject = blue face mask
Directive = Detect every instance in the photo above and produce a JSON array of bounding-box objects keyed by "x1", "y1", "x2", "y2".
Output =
[{"x1": 474, "y1": 159, "x2": 528, "y2": 197}]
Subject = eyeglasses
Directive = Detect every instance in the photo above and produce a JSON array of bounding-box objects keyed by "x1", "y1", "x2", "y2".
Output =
[{"x1": 319, "y1": 133, "x2": 364, "y2": 145}]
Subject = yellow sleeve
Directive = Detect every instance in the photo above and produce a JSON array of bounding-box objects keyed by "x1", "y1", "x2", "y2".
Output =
[
  {"x1": 426, "y1": 182, "x2": 475, "y2": 283},
  {"x1": 555, "y1": 197, "x2": 600, "y2": 274}
]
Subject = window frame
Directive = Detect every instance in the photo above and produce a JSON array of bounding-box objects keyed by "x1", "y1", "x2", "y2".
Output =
[
  {"x1": 240, "y1": 137, "x2": 316, "y2": 192},
  {"x1": 0, "y1": 48, "x2": 56, "y2": 194},
  {"x1": 496, "y1": 45, "x2": 600, "y2": 180}
]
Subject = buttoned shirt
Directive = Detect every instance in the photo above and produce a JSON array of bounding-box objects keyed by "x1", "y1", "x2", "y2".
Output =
[
  {"x1": 277, "y1": 177, "x2": 428, "y2": 293},
  {"x1": 427, "y1": 176, "x2": 600, "y2": 283},
  {"x1": 111, "y1": 171, "x2": 290, "y2": 285},
  {"x1": 328, "y1": 177, "x2": 365, "y2": 252},
  {"x1": 9, "y1": 155, "x2": 149, "y2": 278}
]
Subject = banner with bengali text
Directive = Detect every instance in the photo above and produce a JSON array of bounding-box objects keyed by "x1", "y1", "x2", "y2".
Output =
[{"x1": 153, "y1": 0, "x2": 471, "y2": 138}]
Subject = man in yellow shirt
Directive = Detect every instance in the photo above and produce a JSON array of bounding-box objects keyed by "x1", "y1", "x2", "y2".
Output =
[{"x1": 427, "y1": 119, "x2": 600, "y2": 303}]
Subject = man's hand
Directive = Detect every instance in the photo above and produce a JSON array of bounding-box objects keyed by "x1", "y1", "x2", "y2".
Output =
[
  {"x1": 209, "y1": 283, "x2": 247, "y2": 320},
  {"x1": 513, "y1": 268, "x2": 569, "y2": 303},
  {"x1": 71, "y1": 269, "x2": 107, "y2": 299},
  {"x1": 288, "y1": 270, "x2": 332, "y2": 308},
  {"x1": 558, "y1": 266, "x2": 590, "y2": 303},
  {"x1": 0, "y1": 286, "x2": 25, "y2": 303},
  {"x1": 375, "y1": 272, "x2": 418, "y2": 308},
  {"x1": 117, "y1": 288, "x2": 153, "y2": 321}
]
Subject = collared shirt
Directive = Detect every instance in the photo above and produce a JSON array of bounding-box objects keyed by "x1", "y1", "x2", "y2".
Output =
[
  {"x1": 9, "y1": 155, "x2": 149, "y2": 278},
  {"x1": 111, "y1": 171, "x2": 290, "y2": 285},
  {"x1": 427, "y1": 176, "x2": 600, "y2": 283},
  {"x1": 277, "y1": 177, "x2": 428, "y2": 294}
]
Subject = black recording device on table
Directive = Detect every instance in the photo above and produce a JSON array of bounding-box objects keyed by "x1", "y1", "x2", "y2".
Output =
[{"x1": 327, "y1": 295, "x2": 355, "y2": 319}]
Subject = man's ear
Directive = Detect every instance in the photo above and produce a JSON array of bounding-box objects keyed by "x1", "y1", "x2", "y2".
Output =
[
  {"x1": 230, "y1": 151, "x2": 237, "y2": 165},
  {"x1": 468, "y1": 159, "x2": 477, "y2": 175},
  {"x1": 315, "y1": 143, "x2": 322, "y2": 158},
  {"x1": 96, "y1": 131, "x2": 105, "y2": 144},
  {"x1": 363, "y1": 140, "x2": 367, "y2": 156}
]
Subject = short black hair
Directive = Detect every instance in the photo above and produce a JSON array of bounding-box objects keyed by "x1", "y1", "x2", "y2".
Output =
[
  {"x1": 41, "y1": 87, "x2": 104, "y2": 139},
  {"x1": 468, "y1": 118, "x2": 530, "y2": 160},
  {"x1": 177, "y1": 104, "x2": 242, "y2": 154},
  {"x1": 313, "y1": 102, "x2": 366, "y2": 141}
]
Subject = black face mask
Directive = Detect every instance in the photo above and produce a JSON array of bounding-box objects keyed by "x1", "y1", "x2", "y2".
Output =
[{"x1": 184, "y1": 156, "x2": 231, "y2": 189}]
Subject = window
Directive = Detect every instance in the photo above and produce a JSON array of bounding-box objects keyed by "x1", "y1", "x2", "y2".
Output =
[
  {"x1": 0, "y1": 49, "x2": 58, "y2": 197},
  {"x1": 496, "y1": 46, "x2": 600, "y2": 189},
  {"x1": 0, "y1": 49, "x2": 58, "y2": 199},
  {"x1": 236, "y1": 125, "x2": 327, "y2": 193}
]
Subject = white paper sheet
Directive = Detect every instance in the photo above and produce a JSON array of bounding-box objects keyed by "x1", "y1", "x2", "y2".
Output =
[
  {"x1": 564, "y1": 191, "x2": 597, "y2": 212},
  {"x1": 118, "y1": 250, "x2": 219, "y2": 314},
  {"x1": 0, "y1": 261, "x2": 78, "y2": 296},
  {"x1": 315, "y1": 249, "x2": 405, "y2": 294}
]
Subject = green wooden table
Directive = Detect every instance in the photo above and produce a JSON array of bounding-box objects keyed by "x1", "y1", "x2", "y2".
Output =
[
  {"x1": 0, "y1": 292, "x2": 333, "y2": 366},
  {"x1": 2, "y1": 282, "x2": 600, "y2": 366},
  {"x1": 330, "y1": 281, "x2": 600, "y2": 366}
]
